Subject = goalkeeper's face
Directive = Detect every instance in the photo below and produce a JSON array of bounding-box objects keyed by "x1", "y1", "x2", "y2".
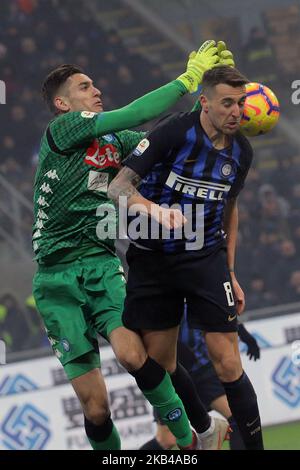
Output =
[
  {"x1": 55, "y1": 73, "x2": 103, "y2": 113},
  {"x1": 201, "y1": 84, "x2": 246, "y2": 135}
]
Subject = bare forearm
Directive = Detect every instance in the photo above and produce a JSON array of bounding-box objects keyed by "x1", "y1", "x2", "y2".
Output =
[
  {"x1": 108, "y1": 167, "x2": 186, "y2": 229},
  {"x1": 108, "y1": 167, "x2": 156, "y2": 215}
]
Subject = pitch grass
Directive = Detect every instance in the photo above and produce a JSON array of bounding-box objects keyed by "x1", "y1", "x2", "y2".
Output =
[{"x1": 222, "y1": 420, "x2": 300, "y2": 450}]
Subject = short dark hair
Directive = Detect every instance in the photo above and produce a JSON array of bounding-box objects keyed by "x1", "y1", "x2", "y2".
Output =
[
  {"x1": 42, "y1": 64, "x2": 83, "y2": 114},
  {"x1": 202, "y1": 65, "x2": 249, "y2": 95}
]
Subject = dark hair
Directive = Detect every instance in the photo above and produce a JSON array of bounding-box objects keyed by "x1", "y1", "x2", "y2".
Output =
[
  {"x1": 202, "y1": 65, "x2": 249, "y2": 94},
  {"x1": 42, "y1": 64, "x2": 83, "y2": 114}
]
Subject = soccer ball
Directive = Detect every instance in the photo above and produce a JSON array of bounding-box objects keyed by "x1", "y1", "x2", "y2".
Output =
[{"x1": 240, "y1": 82, "x2": 280, "y2": 137}]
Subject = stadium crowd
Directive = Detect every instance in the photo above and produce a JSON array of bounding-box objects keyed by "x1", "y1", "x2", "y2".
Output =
[{"x1": 0, "y1": 0, "x2": 299, "y2": 352}]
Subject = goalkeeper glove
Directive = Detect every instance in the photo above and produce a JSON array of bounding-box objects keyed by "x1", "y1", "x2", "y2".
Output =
[
  {"x1": 177, "y1": 40, "x2": 219, "y2": 93},
  {"x1": 217, "y1": 41, "x2": 235, "y2": 67}
]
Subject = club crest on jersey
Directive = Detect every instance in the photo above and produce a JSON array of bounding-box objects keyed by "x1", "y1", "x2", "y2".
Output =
[
  {"x1": 102, "y1": 134, "x2": 115, "y2": 143},
  {"x1": 220, "y1": 162, "x2": 234, "y2": 178},
  {"x1": 133, "y1": 138, "x2": 150, "y2": 156},
  {"x1": 85, "y1": 140, "x2": 121, "y2": 169}
]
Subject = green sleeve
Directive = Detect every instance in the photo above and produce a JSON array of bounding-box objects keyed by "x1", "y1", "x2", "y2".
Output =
[
  {"x1": 115, "y1": 130, "x2": 146, "y2": 160},
  {"x1": 96, "y1": 80, "x2": 186, "y2": 135},
  {"x1": 48, "y1": 80, "x2": 186, "y2": 153}
]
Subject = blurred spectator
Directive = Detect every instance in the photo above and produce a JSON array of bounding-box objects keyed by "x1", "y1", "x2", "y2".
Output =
[
  {"x1": 246, "y1": 276, "x2": 278, "y2": 310},
  {"x1": 24, "y1": 295, "x2": 48, "y2": 349},
  {"x1": 285, "y1": 271, "x2": 300, "y2": 302},
  {"x1": 267, "y1": 240, "x2": 300, "y2": 298},
  {"x1": 258, "y1": 183, "x2": 290, "y2": 241},
  {"x1": 242, "y1": 27, "x2": 278, "y2": 86},
  {"x1": 0, "y1": 293, "x2": 31, "y2": 352}
]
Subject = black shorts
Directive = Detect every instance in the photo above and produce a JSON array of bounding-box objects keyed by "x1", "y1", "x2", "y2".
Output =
[
  {"x1": 154, "y1": 363, "x2": 225, "y2": 424},
  {"x1": 122, "y1": 244, "x2": 238, "y2": 333}
]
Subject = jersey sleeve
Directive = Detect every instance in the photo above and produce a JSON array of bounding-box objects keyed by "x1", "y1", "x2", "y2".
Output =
[
  {"x1": 47, "y1": 111, "x2": 99, "y2": 154},
  {"x1": 47, "y1": 80, "x2": 187, "y2": 153},
  {"x1": 123, "y1": 113, "x2": 184, "y2": 178},
  {"x1": 114, "y1": 130, "x2": 146, "y2": 161},
  {"x1": 228, "y1": 134, "x2": 253, "y2": 198}
]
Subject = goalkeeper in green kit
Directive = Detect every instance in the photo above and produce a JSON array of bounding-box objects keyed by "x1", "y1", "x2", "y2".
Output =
[{"x1": 33, "y1": 41, "x2": 234, "y2": 450}]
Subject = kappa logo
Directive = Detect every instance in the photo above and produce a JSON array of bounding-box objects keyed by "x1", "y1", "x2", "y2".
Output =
[
  {"x1": 33, "y1": 229, "x2": 42, "y2": 239},
  {"x1": 85, "y1": 140, "x2": 121, "y2": 169},
  {"x1": 36, "y1": 219, "x2": 44, "y2": 229},
  {"x1": 40, "y1": 183, "x2": 53, "y2": 194},
  {"x1": 1, "y1": 404, "x2": 51, "y2": 450},
  {"x1": 37, "y1": 196, "x2": 49, "y2": 207},
  {"x1": 37, "y1": 209, "x2": 49, "y2": 220},
  {"x1": 44, "y1": 170, "x2": 60, "y2": 181}
]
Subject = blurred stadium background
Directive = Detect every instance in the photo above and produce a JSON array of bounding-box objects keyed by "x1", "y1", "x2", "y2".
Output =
[{"x1": 0, "y1": 0, "x2": 300, "y2": 450}]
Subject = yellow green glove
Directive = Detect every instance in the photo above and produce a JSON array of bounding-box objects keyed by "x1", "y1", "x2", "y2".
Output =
[
  {"x1": 217, "y1": 41, "x2": 235, "y2": 67},
  {"x1": 177, "y1": 40, "x2": 219, "y2": 93}
]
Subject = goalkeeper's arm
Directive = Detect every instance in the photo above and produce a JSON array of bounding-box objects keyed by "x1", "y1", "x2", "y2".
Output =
[
  {"x1": 49, "y1": 40, "x2": 222, "y2": 151},
  {"x1": 95, "y1": 39, "x2": 221, "y2": 134}
]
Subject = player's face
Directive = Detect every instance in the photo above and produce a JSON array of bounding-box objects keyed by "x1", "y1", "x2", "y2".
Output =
[
  {"x1": 203, "y1": 84, "x2": 246, "y2": 135},
  {"x1": 61, "y1": 73, "x2": 103, "y2": 113}
]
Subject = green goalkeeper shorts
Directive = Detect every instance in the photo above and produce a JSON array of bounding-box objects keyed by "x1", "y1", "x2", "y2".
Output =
[{"x1": 33, "y1": 252, "x2": 126, "y2": 380}]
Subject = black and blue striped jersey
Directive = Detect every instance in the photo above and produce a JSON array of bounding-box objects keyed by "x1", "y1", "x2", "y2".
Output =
[{"x1": 124, "y1": 111, "x2": 253, "y2": 253}]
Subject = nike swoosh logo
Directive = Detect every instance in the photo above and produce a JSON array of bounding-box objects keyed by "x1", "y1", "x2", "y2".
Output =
[
  {"x1": 246, "y1": 104, "x2": 262, "y2": 116},
  {"x1": 184, "y1": 159, "x2": 198, "y2": 163},
  {"x1": 246, "y1": 416, "x2": 259, "y2": 427},
  {"x1": 228, "y1": 315, "x2": 237, "y2": 322}
]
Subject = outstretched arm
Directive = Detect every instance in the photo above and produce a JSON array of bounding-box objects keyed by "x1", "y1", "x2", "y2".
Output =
[
  {"x1": 49, "y1": 41, "x2": 221, "y2": 152},
  {"x1": 99, "y1": 39, "x2": 219, "y2": 132}
]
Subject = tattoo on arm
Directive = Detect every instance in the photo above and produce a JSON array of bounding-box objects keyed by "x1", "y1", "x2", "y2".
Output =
[{"x1": 108, "y1": 167, "x2": 142, "y2": 204}]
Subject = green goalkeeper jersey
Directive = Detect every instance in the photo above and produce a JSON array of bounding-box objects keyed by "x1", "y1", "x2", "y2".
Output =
[{"x1": 33, "y1": 79, "x2": 187, "y2": 263}]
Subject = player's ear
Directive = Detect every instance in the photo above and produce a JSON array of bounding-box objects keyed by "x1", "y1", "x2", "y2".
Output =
[
  {"x1": 54, "y1": 95, "x2": 70, "y2": 113},
  {"x1": 200, "y1": 94, "x2": 209, "y2": 113}
]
